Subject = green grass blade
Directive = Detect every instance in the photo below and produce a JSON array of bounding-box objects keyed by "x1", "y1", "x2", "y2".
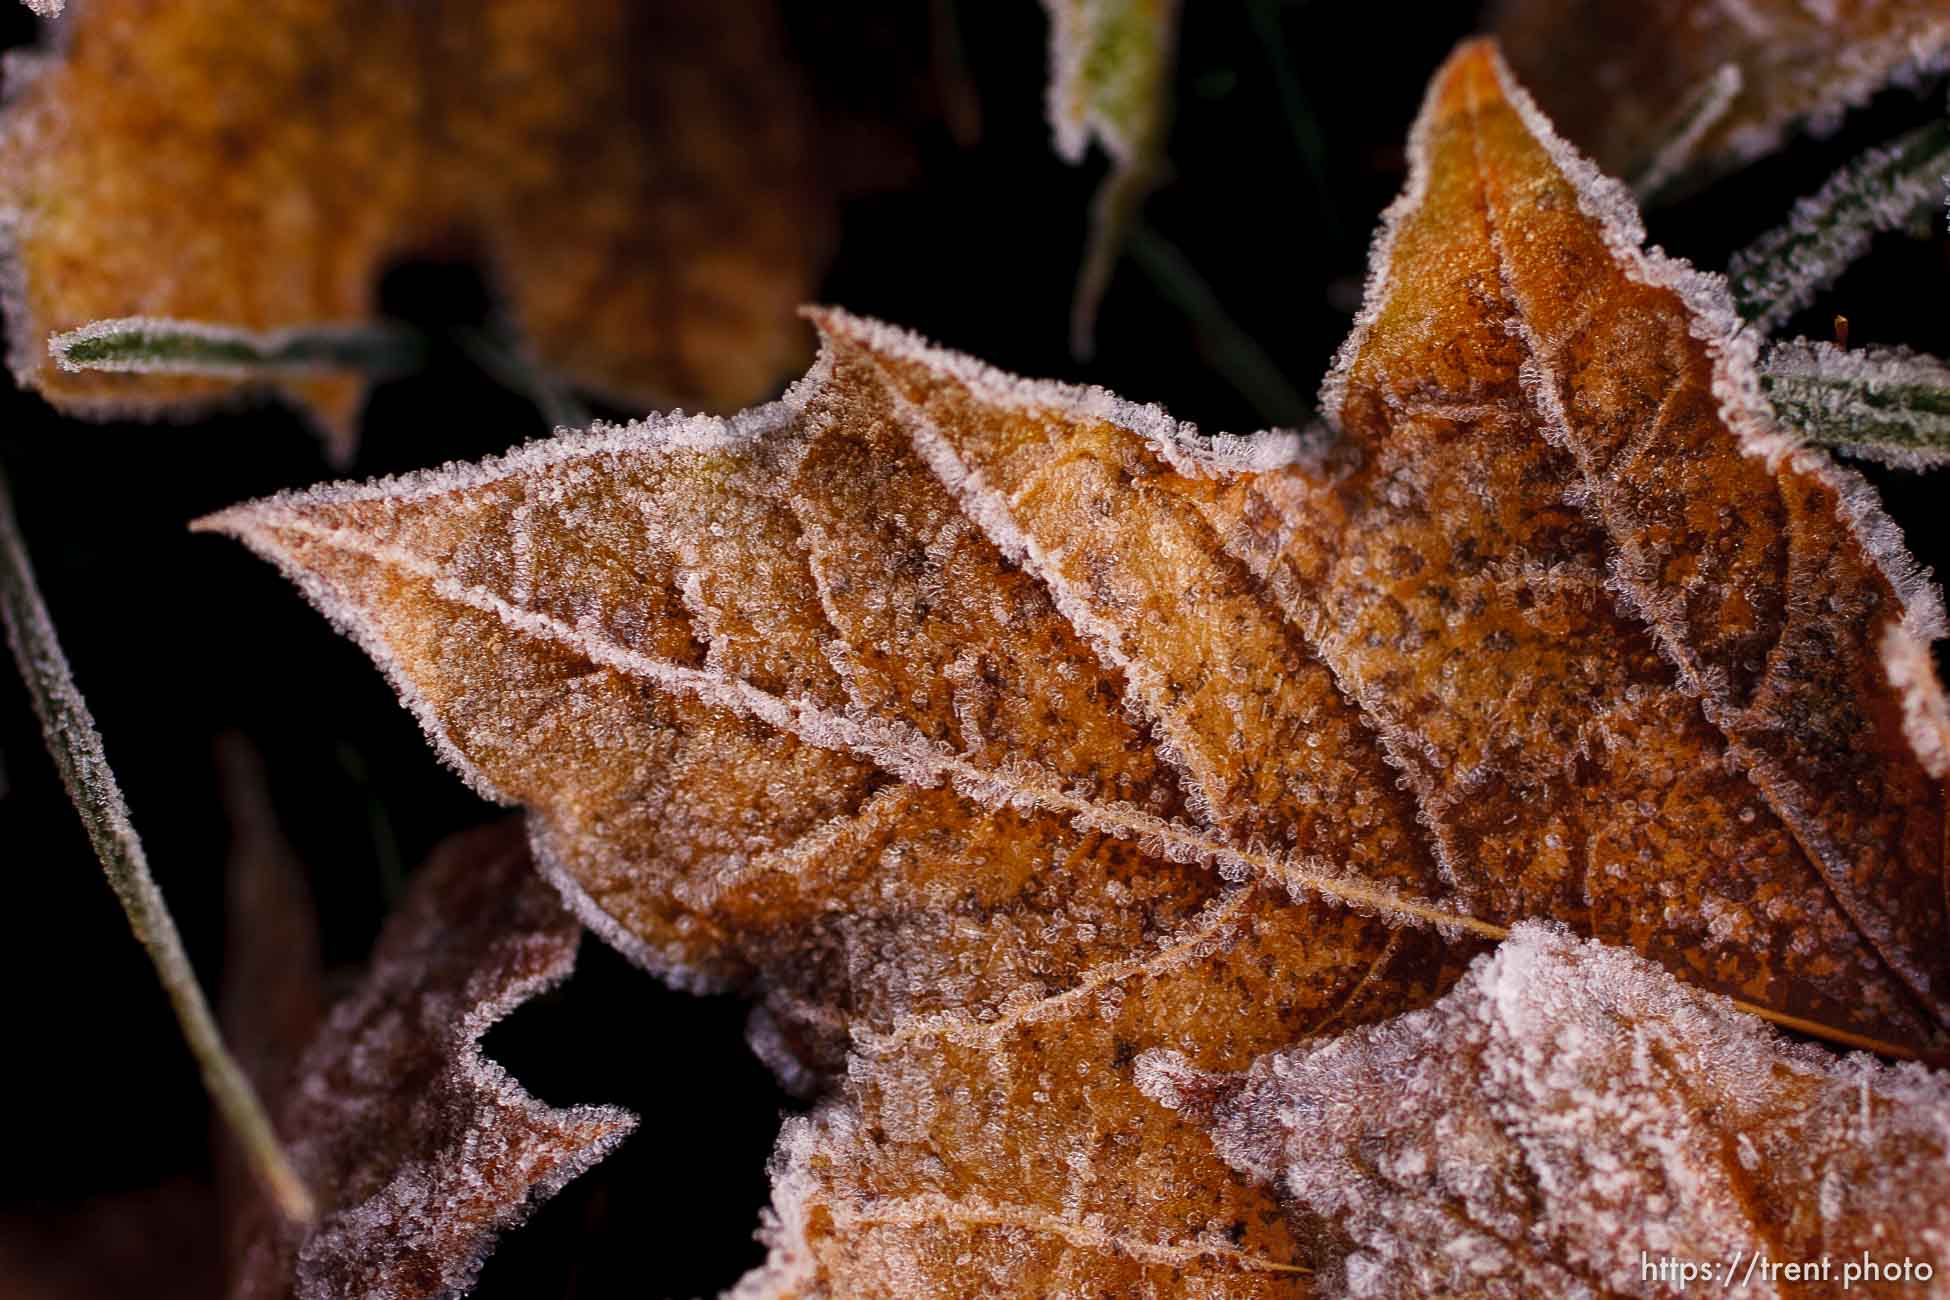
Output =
[
  {"x1": 50, "y1": 316, "x2": 425, "y2": 378},
  {"x1": 1625, "y1": 63, "x2": 1742, "y2": 199},
  {"x1": 1762, "y1": 340, "x2": 1950, "y2": 468}
]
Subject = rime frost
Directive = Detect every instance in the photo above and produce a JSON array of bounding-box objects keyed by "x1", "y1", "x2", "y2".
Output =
[
  {"x1": 1629, "y1": 62, "x2": 1742, "y2": 196},
  {"x1": 1328, "y1": 39, "x2": 1950, "y2": 1041},
  {"x1": 1140, "y1": 922, "x2": 1950, "y2": 1300},
  {"x1": 1040, "y1": 0, "x2": 1177, "y2": 169},
  {"x1": 47, "y1": 316, "x2": 399, "y2": 377},
  {"x1": 1884, "y1": 623, "x2": 1950, "y2": 780}
]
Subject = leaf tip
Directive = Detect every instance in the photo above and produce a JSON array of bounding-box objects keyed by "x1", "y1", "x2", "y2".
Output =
[
  {"x1": 186, "y1": 502, "x2": 266, "y2": 543},
  {"x1": 795, "y1": 303, "x2": 939, "y2": 386},
  {"x1": 1429, "y1": 35, "x2": 1507, "y2": 108},
  {"x1": 189, "y1": 488, "x2": 321, "y2": 549}
]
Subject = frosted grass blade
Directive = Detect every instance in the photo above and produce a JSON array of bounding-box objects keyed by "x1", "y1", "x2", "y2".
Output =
[
  {"x1": 1729, "y1": 116, "x2": 1950, "y2": 334},
  {"x1": 0, "y1": 470, "x2": 313, "y2": 1224},
  {"x1": 1763, "y1": 339, "x2": 1950, "y2": 468},
  {"x1": 50, "y1": 316, "x2": 425, "y2": 378}
]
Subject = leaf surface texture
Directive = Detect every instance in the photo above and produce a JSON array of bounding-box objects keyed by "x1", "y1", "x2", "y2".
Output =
[{"x1": 1141, "y1": 921, "x2": 1950, "y2": 1300}]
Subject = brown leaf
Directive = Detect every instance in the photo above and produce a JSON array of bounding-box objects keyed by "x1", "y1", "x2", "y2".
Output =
[
  {"x1": 1140, "y1": 921, "x2": 1950, "y2": 1299},
  {"x1": 215, "y1": 733, "x2": 326, "y2": 1111},
  {"x1": 1494, "y1": 0, "x2": 1950, "y2": 193},
  {"x1": 1317, "y1": 38, "x2": 1950, "y2": 1051},
  {"x1": 214, "y1": 733, "x2": 327, "y2": 1273},
  {"x1": 228, "y1": 819, "x2": 635, "y2": 1300},
  {"x1": 0, "y1": 0, "x2": 832, "y2": 454},
  {"x1": 200, "y1": 38, "x2": 1950, "y2": 1294}
]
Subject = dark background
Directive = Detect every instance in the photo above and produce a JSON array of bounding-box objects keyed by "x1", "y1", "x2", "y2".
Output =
[{"x1": 3, "y1": 2, "x2": 1948, "y2": 1296}]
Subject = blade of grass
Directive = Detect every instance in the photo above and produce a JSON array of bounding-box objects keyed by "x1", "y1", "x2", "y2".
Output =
[
  {"x1": 1623, "y1": 63, "x2": 1742, "y2": 199},
  {"x1": 1761, "y1": 339, "x2": 1950, "y2": 468},
  {"x1": 1071, "y1": 157, "x2": 1163, "y2": 361},
  {"x1": 0, "y1": 469, "x2": 313, "y2": 1224},
  {"x1": 1051, "y1": 0, "x2": 1181, "y2": 360},
  {"x1": 1728, "y1": 114, "x2": 1950, "y2": 334},
  {"x1": 50, "y1": 316, "x2": 425, "y2": 378}
]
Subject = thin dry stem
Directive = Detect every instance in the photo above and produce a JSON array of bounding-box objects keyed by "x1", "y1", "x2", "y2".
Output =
[{"x1": 0, "y1": 468, "x2": 314, "y2": 1224}]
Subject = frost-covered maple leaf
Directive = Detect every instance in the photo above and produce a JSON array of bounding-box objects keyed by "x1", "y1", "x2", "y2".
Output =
[
  {"x1": 200, "y1": 37, "x2": 1950, "y2": 1296},
  {"x1": 228, "y1": 820, "x2": 634, "y2": 1300}
]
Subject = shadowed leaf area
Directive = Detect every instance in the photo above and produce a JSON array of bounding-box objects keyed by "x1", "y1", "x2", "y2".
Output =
[
  {"x1": 227, "y1": 819, "x2": 634, "y2": 1300},
  {"x1": 1496, "y1": 0, "x2": 1950, "y2": 195},
  {"x1": 0, "y1": 0, "x2": 841, "y2": 454}
]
